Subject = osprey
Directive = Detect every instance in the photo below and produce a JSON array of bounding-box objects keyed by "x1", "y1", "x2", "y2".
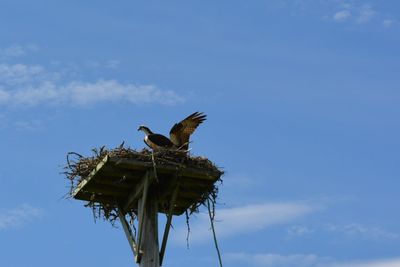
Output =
[{"x1": 138, "y1": 112, "x2": 207, "y2": 150}]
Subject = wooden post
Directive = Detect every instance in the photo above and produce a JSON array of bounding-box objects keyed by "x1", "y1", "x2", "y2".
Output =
[{"x1": 137, "y1": 189, "x2": 159, "y2": 267}]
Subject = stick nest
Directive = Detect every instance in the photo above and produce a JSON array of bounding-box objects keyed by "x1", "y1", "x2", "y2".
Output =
[{"x1": 63, "y1": 143, "x2": 223, "y2": 226}]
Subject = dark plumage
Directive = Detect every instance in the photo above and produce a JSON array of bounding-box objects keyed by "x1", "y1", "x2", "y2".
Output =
[
  {"x1": 137, "y1": 126, "x2": 174, "y2": 149},
  {"x1": 138, "y1": 112, "x2": 207, "y2": 150},
  {"x1": 169, "y1": 112, "x2": 207, "y2": 150}
]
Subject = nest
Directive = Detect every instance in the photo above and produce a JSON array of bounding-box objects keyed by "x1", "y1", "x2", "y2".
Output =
[{"x1": 63, "y1": 143, "x2": 223, "y2": 226}]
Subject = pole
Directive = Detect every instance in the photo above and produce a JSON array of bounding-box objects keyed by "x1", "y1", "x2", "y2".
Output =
[{"x1": 138, "y1": 189, "x2": 159, "y2": 267}]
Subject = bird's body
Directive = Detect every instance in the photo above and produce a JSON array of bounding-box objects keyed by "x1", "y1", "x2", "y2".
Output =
[
  {"x1": 138, "y1": 112, "x2": 206, "y2": 150},
  {"x1": 137, "y1": 125, "x2": 174, "y2": 149},
  {"x1": 144, "y1": 133, "x2": 174, "y2": 149}
]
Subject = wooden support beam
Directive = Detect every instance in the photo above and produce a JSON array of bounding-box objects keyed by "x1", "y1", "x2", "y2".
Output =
[
  {"x1": 159, "y1": 180, "x2": 180, "y2": 266},
  {"x1": 138, "y1": 188, "x2": 159, "y2": 267},
  {"x1": 117, "y1": 205, "x2": 139, "y2": 261},
  {"x1": 136, "y1": 171, "x2": 151, "y2": 263}
]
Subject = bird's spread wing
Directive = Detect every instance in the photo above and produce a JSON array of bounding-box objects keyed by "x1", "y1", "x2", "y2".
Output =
[{"x1": 169, "y1": 112, "x2": 206, "y2": 150}]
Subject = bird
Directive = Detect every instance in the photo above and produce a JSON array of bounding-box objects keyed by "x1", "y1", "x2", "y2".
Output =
[{"x1": 138, "y1": 112, "x2": 207, "y2": 150}]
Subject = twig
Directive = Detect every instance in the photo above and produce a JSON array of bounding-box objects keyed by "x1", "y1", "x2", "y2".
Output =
[
  {"x1": 207, "y1": 198, "x2": 223, "y2": 267},
  {"x1": 151, "y1": 150, "x2": 159, "y2": 183},
  {"x1": 185, "y1": 210, "x2": 191, "y2": 249}
]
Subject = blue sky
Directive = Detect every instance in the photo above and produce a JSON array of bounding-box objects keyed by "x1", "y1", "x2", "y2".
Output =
[{"x1": 1, "y1": 1, "x2": 400, "y2": 266}]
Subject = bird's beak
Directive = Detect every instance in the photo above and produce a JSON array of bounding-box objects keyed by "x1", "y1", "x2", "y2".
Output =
[{"x1": 137, "y1": 127, "x2": 141, "y2": 131}]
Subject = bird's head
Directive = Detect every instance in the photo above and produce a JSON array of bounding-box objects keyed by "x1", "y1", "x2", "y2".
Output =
[{"x1": 137, "y1": 125, "x2": 152, "y2": 135}]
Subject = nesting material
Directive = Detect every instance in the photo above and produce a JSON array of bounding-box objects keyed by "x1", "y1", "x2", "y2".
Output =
[{"x1": 64, "y1": 144, "x2": 223, "y2": 224}]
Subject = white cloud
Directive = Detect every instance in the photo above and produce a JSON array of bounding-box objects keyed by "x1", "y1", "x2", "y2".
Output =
[
  {"x1": 11, "y1": 81, "x2": 59, "y2": 106},
  {"x1": 270, "y1": 2, "x2": 393, "y2": 28},
  {"x1": 0, "y1": 44, "x2": 38, "y2": 58},
  {"x1": 0, "y1": 63, "x2": 185, "y2": 107},
  {"x1": 333, "y1": 10, "x2": 351, "y2": 22},
  {"x1": 224, "y1": 253, "x2": 400, "y2": 267},
  {"x1": 327, "y1": 258, "x2": 400, "y2": 267},
  {"x1": 0, "y1": 204, "x2": 43, "y2": 230},
  {"x1": 287, "y1": 224, "x2": 314, "y2": 237},
  {"x1": 330, "y1": 3, "x2": 393, "y2": 27},
  {"x1": 383, "y1": 19, "x2": 396, "y2": 28},
  {"x1": 173, "y1": 202, "x2": 317, "y2": 244},
  {"x1": 286, "y1": 223, "x2": 399, "y2": 240},
  {"x1": 65, "y1": 80, "x2": 184, "y2": 106},
  {"x1": 0, "y1": 86, "x2": 11, "y2": 103},
  {"x1": 1, "y1": 45, "x2": 25, "y2": 57},
  {"x1": 0, "y1": 64, "x2": 46, "y2": 85},
  {"x1": 356, "y1": 5, "x2": 376, "y2": 23},
  {"x1": 224, "y1": 252, "x2": 327, "y2": 267},
  {"x1": 325, "y1": 223, "x2": 399, "y2": 240}
]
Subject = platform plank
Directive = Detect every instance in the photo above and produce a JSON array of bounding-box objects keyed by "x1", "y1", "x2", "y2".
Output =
[{"x1": 72, "y1": 155, "x2": 110, "y2": 199}]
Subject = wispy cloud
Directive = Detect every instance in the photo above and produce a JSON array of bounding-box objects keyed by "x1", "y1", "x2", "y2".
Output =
[
  {"x1": 0, "y1": 64, "x2": 48, "y2": 85},
  {"x1": 327, "y1": 258, "x2": 400, "y2": 267},
  {"x1": 383, "y1": 19, "x2": 396, "y2": 28},
  {"x1": 0, "y1": 80, "x2": 184, "y2": 106},
  {"x1": 326, "y1": 2, "x2": 394, "y2": 27},
  {"x1": 333, "y1": 10, "x2": 351, "y2": 22},
  {"x1": 325, "y1": 223, "x2": 399, "y2": 240},
  {"x1": 224, "y1": 252, "x2": 328, "y2": 267},
  {"x1": 0, "y1": 44, "x2": 38, "y2": 58},
  {"x1": 224, "y1": 252, "x2": 400, "y2": 267},
  {"x1": 0, "y1": 63, "x2": 184, "y2": 107},
  {"x1": 65, "y1": 80, "x2": 183, "y2": 106},
  {"x1": 286, "y1": 222, "x2": 399, "y2": 241},
  {"x1": 172, "y1": 201, "x2": 318, "y2": 245},
  {"x1": 356, "y1": 4, "x2": 376, "y2": 24},
  {"x1": 273, "y1": 1, "x2": 396, "y2": 28},
  {"x1": 0, "y1": 204, "x2": 43, "y2": 230},
  {"x1": 332, "y1": 4, "x2": 376, "y2": 24},
  {"x1": 287, "y1": 224, "x2": 314, "y2": 237}
]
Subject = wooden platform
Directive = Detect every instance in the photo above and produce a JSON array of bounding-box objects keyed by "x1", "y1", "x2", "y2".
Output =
[{"x1": 72, "y1": 155, "x2": 222, "y2": 215}]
